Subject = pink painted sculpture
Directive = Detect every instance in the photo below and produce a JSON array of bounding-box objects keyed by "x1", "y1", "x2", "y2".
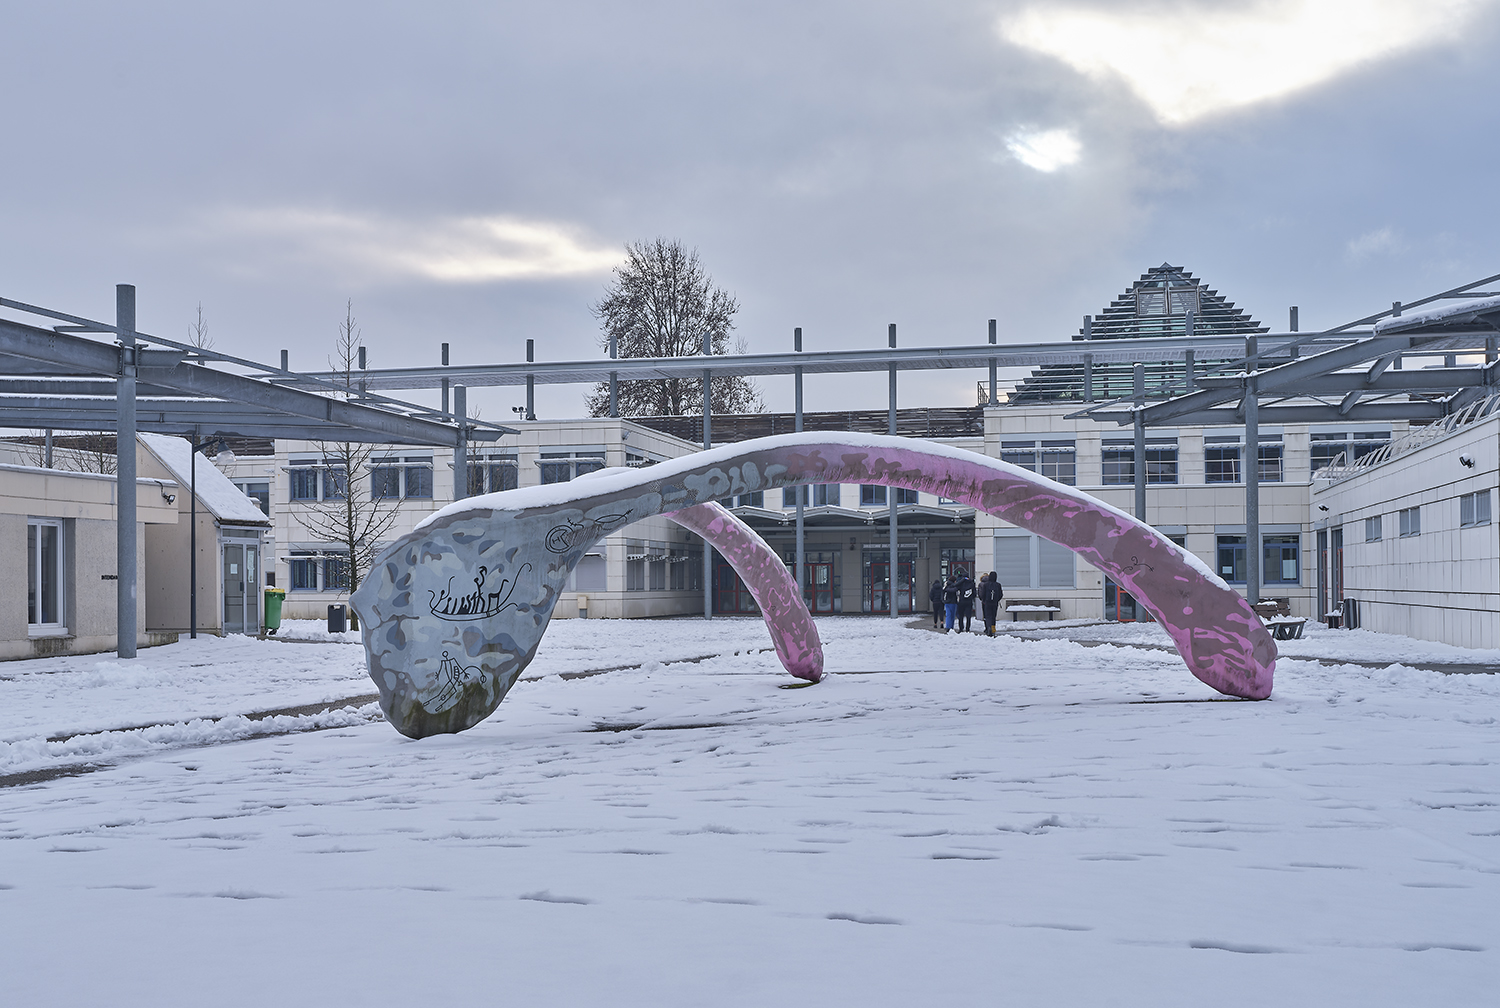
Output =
[
  {"x1": 351, "y1": 434, "x2": 1275, "y2": 738},
  {"x1": 667, "y1": 502, "x2": 823, "y2": 682}
]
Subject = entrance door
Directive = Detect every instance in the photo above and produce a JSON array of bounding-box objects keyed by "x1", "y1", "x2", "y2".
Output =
[
  {"x1": 1331, "y1": 527, "x2": 1344, "y2": 610},
  {"x1": 863, "y1": 556, "x2": 914, "y2": 614},
  {"x1": 807, "y1": 562, "x2": 835, "y2": 613},
  {"x1": 1104, "y1": 578, "x2": 1138, "y2": 621},
  {"x1": 222, "y1": 545, "x2": 260, "y2": 635},
  {"x1": 223, "y1": 545, "x2": 246, "y2": 634}
]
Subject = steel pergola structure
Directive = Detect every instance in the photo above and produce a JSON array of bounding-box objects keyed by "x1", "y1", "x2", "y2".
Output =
[{"x1": 0, "y1": 286, "x2": 514, "y2": 660}]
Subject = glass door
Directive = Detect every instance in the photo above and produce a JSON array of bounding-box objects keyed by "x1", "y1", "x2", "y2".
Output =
[{"x1": 223, "y1": 545, "x2": 246, "y2": 634}]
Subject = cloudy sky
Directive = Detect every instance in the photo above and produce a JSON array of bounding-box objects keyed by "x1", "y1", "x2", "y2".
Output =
[{"x1": 3, "y1": 0, "x2": 1498, "y2": 418}]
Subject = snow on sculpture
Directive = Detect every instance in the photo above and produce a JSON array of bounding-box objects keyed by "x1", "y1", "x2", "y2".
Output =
[{"x1": 350, "y1": 434, "x2": 1276, "y2": 738}]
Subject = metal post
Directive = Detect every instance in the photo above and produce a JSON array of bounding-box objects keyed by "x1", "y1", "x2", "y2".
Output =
[
  {"x1": 453, "y1": 385, "x2": 468, "y2": 501},
  {"x1": 190, "y1": 425, "x2": 199, "y2": 640},
  {"x1": 794, "y1": 327, "x2": 805, "y2": 611},
  {"x1": 525, "y1": 339, "x2": 536, "y2": 421},
  {"x1": 702, "y1": 330, "x2": 712, "y2": 620},
  {"x1": 1288, "y1": 307, "x2": 1299, "y2": 359},
  {"x1": 1245, "y1": 336, "x2": 1261, "y2": 605},
  {"x1": 1083, "y1": 353, "x2": 1094, "y2": 402},
  {"x1": 1083, "y1": 315, "x2": 1092, "y2": 339},
  {"x1": 116, "y1": 284, "x2": 138, "y2": 659},
  {"x1": 357, "y1": 345, "x2": 367, "y2": 397},
  {"x1": 1184, "y1": 309, "x2": 1194, "y2": 338},
  {"x1": 44, "y1": 429, "x2": 53, "y2": 468},
  {"x1": 608, "y1": 333, "x2": 619, "y2": 418},
  {"x1": 280, "y1": 349, "x2": 289, "y2": 371},
  {"x1": 1133, "y1": 363, "x2": 1146, "y2": 522},
  {"x1": 987, "y1": 319, "x2": 997, "y2": 406},
  {"x1": 1184, "y1": 349, "x2": 1196, "y2": 394},
  {"x1": 441, "y1": 342, "x2": 450, "y2": 417},
  {"x1": 1391, "y1": 303, "x2": 1403, "y2": 370},
  {"x1": 888, "y1": 323, "x2": 899, "y2": 619}
]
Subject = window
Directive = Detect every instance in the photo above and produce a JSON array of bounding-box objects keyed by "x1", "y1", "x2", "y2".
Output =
[
  {"x1": 27, "y1": 519, "x2": 65, "y2": 632},
  {"x1": 1263, "y1": 535, "x2": 1300, "y2": 585},
  {"x1": 539, "y1": 451, "x2": 606, "y2": 484},
  {"x1": 625, "y1": 540, "x2": 646, "y2": 591},
  {"x1": 290, "y1": 553, "x2": 319, "y2": 591},
  {"x1": 861, "y1": 485, "x2": 886, "y2": 506},
  {"x1": 1135, "y1": 281, "x2": 1199, "y2": 317},
  {"x1": 993, "y1": 534, "x2": 1075, "y2": 589},
  {"x1": 234, "y1": 481, "x2": 271, "y2": 515},
  {"x1": 371, "y1": 461, "x2": 401, "y2": 499},
  {"x1": 1365, "y1": 515, "x2": 1382, "y2": 542},
  {"x1": 1399, "y1": 506, "x2": 1421, "y2": 537},
  {"x1": 782, "y1": 484, "x2": 840, "y2": 507},
  {"x1": 323, "y1": 465, "x2": 347, "y2": 500},
  {"x1": 1205, "y1": 446, "x2": 1241, "y2": 484},
  {"x1": 1257, "y1": 444, "x2": 1284, "y2": 483},
  {"x1": 1001, "y1": 440, "x2": 1077, "y2": 485},
  {"x1": 404, "y1": 458, "x2": 433, "y2": 499},
  {"x1": 323, "y1": 554, "x2": 350, "y2": 591},
  {"x1": 1310, "y1": 431, "x2": 1391, "y2": 471},
  {"x1": 1461, "y1": 490, "x2": 1492, "y2": 527},
  {"x1": 719, "y1": 491, "x2": 764, "y2": 508},
  {"x1": 469, "y1": 455, "x2": 518, "y2": 496},
  {"x1": 1216, "y1": 535, "x2": 1246, "y2": 582},
  {"x1": 1101, "y1": 443, "x2": 1178, "y2": 485},
  {"x1": 289, "y1": 462, "x2": 319, "y2": 501}
]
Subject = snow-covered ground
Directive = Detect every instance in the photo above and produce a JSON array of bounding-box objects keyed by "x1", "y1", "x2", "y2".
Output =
[{"x1": 2, "y1": 617, "x2": 1496, "y2": 1005}]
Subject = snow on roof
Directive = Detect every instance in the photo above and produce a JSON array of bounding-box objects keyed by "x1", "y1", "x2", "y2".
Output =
[
  {"x1": 139, "y1": 432, "x2": 270, "y2": 525},
  {"x1": 1373, "y1": 294, "x2": 1500, "y2": 334}
]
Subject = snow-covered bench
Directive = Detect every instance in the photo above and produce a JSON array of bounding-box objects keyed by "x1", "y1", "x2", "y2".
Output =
[
  {"x1": 1263, "y1": 615, "x2": 1306, "y2": 640},
  {"x1": 1006, "y1": 601, "x2": 1062, "y2": 622}
]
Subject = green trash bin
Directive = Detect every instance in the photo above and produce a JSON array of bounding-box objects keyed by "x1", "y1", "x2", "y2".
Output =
[{"x1": 264, "y1": 587, "x2": 286, "y2": 635}]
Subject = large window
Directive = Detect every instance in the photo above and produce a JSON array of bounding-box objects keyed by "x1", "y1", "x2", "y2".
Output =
[
  {"x1": 1263, "y1": 535, "x2": 1300, "y2": 585},
  {"x1": 289, "y1": 550, "x2": 351, "y2": 591},
  {"x1": 1399, "y1": 506, "x2": 1421, "y2": 538},
  {"x1": 290, "y1": 552, "x2": 319, "y2": 591},
  {"x1": 233, "y1": 481, "x2": 271, "y2": 515},
  {"x1": 718, "y1": 492, "x2": 764, "y2": 508},
  {"x1": 1257, "y1": 444, "x2": 1284, "y2": 483},
  {"x1": 404, "y1": 458, "x2": 433, "y2": 499},
  {"x1": 1101, "y1": 442, "x2": 1178, "y2": 485},
  {"x1": 1216, "y1": 535, "x2": 1246, "y2": 582},
  {"x1": 860, "y1": 486, "x2": 918, "y2": 506},
  {"x1": 1205, "y1": 446, "x2": 1241, "y2": 484},
  {"x1": 1310, "y1": 431, "x2": 1390, "y2": 471},
  {"x1": 782, "y1": 484, "x2": 841, "y2": 507},
  {"x1": 27, "y1": 519, "x2": 65, "y2": 632},
  {"x1": 470, "y1": 455, "x2": 519, "y2": 496},
  {"x1": 993, "y1": 534, "x2": 1074, "y2": 589},
  {"x1": 999, "y1": 441, "x2": 1077, "y2": 485},
  {"x1": 540, "y1": 451, "x2": 606, "y2": 484},
  {"x1": 1461, "y1": 490, "x2": 1492, "y2": 528},
  {"x1": 289, "y1": 461, "x2": 320, "y2": 501},
  {"x1": 371, "y1": 461, "x2": 402, "y2": 499}
]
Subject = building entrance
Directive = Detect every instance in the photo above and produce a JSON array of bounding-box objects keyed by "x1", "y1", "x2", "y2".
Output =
[
  {"x1": 222, "y1": 543, "x2": 260, "y2": 635},
  {"x1": 862, "y1": 551, "x2": 915, "y2": 614}
]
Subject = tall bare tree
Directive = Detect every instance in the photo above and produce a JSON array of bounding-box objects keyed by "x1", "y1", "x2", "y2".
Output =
[
  {"x1": 584, "y1": 238, "x2": 763, "y2": 417},
  {"x1": 293, "y1": 302, "x2": 400, "y2": 628}
]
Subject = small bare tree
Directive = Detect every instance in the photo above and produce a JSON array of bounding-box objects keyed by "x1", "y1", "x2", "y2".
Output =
[
  {"x1": 188, "y1": 303, "x2": 214, "y2": 351},
  {"x1": 12, "y1": 432, "x2": 116, "y2": 473},
  {"x1": 292, "y1": 302, "x2": 401, "y2": 629}
]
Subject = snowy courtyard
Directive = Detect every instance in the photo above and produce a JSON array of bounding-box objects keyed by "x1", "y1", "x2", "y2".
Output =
[{"x1": 2, "y1": 616, "x2": 1496, "y2": 1006}]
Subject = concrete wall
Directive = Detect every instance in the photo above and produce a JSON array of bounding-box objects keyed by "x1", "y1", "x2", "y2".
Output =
[
  {"x1": 1312, "y1": 414, "x2": 1500, "y2": 649},
  {"x1": 0, "y1": 461, "x2": 176, "y2": 660}
]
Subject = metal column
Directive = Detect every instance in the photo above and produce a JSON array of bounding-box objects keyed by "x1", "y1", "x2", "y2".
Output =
[
  {"x1": 608, "y1": 334, "x2": 619, "y2": 418},
  {"x1": 441, "y1": 342, "x2": 450, "y2": 416},
  {"x1": 987, "y1": 319, "x2": 997, "y2": 406},
  {"x1": 1245, "y1": 336, "x2": 1261, "y2": 605},
  {"x1": 525, "y1": 339, "x2": 536, "y2": 421},
  {"x1": 1184, "y1": 349, "x2": 1196, "y2": 393},
  {"x1": 190, "y1": 425, "x2": 199, "y2": 640},
  {"x1": 1133, "y1": 362, "x2": 1147, "y2": 522},
  {"x1": 701, "y1": 332, "x2": 713, "y2": 619},
  {"x1": 116, "y1": 284, "x2": 138, "y2": 658},
  {"x1": 452, "y1": 385, "x2": 468, "y2": 501},
  {"x1": 794, "y1": 327, "x2": 804, "y2": 611},
  {"x1": 888, "y1": 323, "x2": 899, "y2": 619}
]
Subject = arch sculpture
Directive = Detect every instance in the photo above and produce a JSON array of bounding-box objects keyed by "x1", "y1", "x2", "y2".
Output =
[{"x1": 350, "y1": 434, "x2": 1276, "y2": 738}]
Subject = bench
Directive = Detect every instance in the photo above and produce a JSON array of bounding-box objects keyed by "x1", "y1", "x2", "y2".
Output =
[
  {"x1": 1007, "y1": 601, "x2": 1062, "y2": 622},
  {"x1": 1264, "y1": 616, "x2": 1306, "y2": 640}
]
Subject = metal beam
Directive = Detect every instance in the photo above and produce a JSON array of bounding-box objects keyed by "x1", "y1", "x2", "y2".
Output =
[
  {"x1": 1096, "y1": 402, "x2": 1448, "y2": 426},
  {"x1": 0, "y1": 316, "x2": 509, "y2": 446}
]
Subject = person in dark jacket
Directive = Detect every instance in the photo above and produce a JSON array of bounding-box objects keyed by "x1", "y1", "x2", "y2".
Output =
[
  {"x1": 955, "y1": 571, "x2": 976, "y2": 632},
  {"x1": 942, "y1": 576, "x2": 960, "y2": 630},
  {"x1": 929, "y1": 578, "x2": 945, "y2": 628},
  {"x1": 978, "y1": 571, "x2": 1004, "y2": 636}
]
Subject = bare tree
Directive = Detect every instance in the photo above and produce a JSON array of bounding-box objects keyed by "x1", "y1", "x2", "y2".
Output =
[
  {"x1": 292, "y1": 302, "x2": 401, "y2": 628},
  {"x1": 188, "y1": 303, "x2": 214, "y2": 351},
  {"x1": 584, "y1": 238, "x2": 763, "y2": 417},
  {"x1": 11, "y1": 432, "x2": 116, "y2": 473}
]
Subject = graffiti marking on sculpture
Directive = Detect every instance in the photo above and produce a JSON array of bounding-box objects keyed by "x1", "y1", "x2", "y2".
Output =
[
  {"x1": 428, "y1": 563, "x2": 532, "y2": 621},
  {"x1": 351, "y1": 434, "x2": 1276, "y2": 739},
  {"x1": 420, "y1": 651, "x2": 490, "y2": 714}
]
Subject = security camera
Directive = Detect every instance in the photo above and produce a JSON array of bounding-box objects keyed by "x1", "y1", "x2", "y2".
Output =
[
  {"x1": 1460, "y1": 454, "x2": 1476, "y2": 468},
  {"x1": 1317, "y1": 505, "x2": 1329, "y2": 512}
]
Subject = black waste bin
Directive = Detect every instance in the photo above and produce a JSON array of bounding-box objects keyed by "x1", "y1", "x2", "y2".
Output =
[{"x1": 327, "y1": 604, "x2": 347, "y2": 634}]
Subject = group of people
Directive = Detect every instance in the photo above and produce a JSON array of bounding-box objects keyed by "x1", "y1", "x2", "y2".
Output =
[{"x1": 929, "y1": 570, "x2": 1004, "y2": 636}]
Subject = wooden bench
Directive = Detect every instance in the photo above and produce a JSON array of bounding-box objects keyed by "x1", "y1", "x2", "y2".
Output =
[
  {"x1": 1006, "y1": 601, "x2": 1062, "y2": 622},
  {"x1": 1264, "y1": 616, "x2": 1306, "y2": 640}
]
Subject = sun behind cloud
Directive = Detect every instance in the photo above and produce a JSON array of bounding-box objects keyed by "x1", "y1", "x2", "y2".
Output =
[
  {"x1": 1000, "y1": 0, "x2": 1490, "y2": 126},
  {"x1": 1005, "y1": 127, "x2": 1083, "y2": 172}
]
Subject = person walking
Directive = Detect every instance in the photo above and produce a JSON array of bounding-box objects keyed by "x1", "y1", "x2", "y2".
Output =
[
  {"x1": 978, "y1": 571, "x2": 1004, "y2": 637},
  {"x1": 956, "y1": 570, "x2": 976, "y2": 633},
  {"x1": 942, "y1": 576, "x2": 960, "y2": 631},
  {"x1": 929, "y1": 577, "x2": 945, "y2": 628}
]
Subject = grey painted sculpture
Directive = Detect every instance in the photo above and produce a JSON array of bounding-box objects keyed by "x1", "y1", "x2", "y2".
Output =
[{"x1": 350, "y1": 433, "x2": 1276, "y2": 738}]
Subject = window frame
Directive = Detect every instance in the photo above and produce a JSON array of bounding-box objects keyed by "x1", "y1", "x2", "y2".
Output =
[
  {"x1": 1364, "y1": 515, "x2": 1382, "y2": 542},
  {"x1": 1461, "y1": 490, "x2": 1492, "y2": 528},
  {"x1": 1398, "y1": 506, "x2": 1421, "y2": 538},
  {"x1": 27, "y1": 518, "x2": 67, "y2": 634}
]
